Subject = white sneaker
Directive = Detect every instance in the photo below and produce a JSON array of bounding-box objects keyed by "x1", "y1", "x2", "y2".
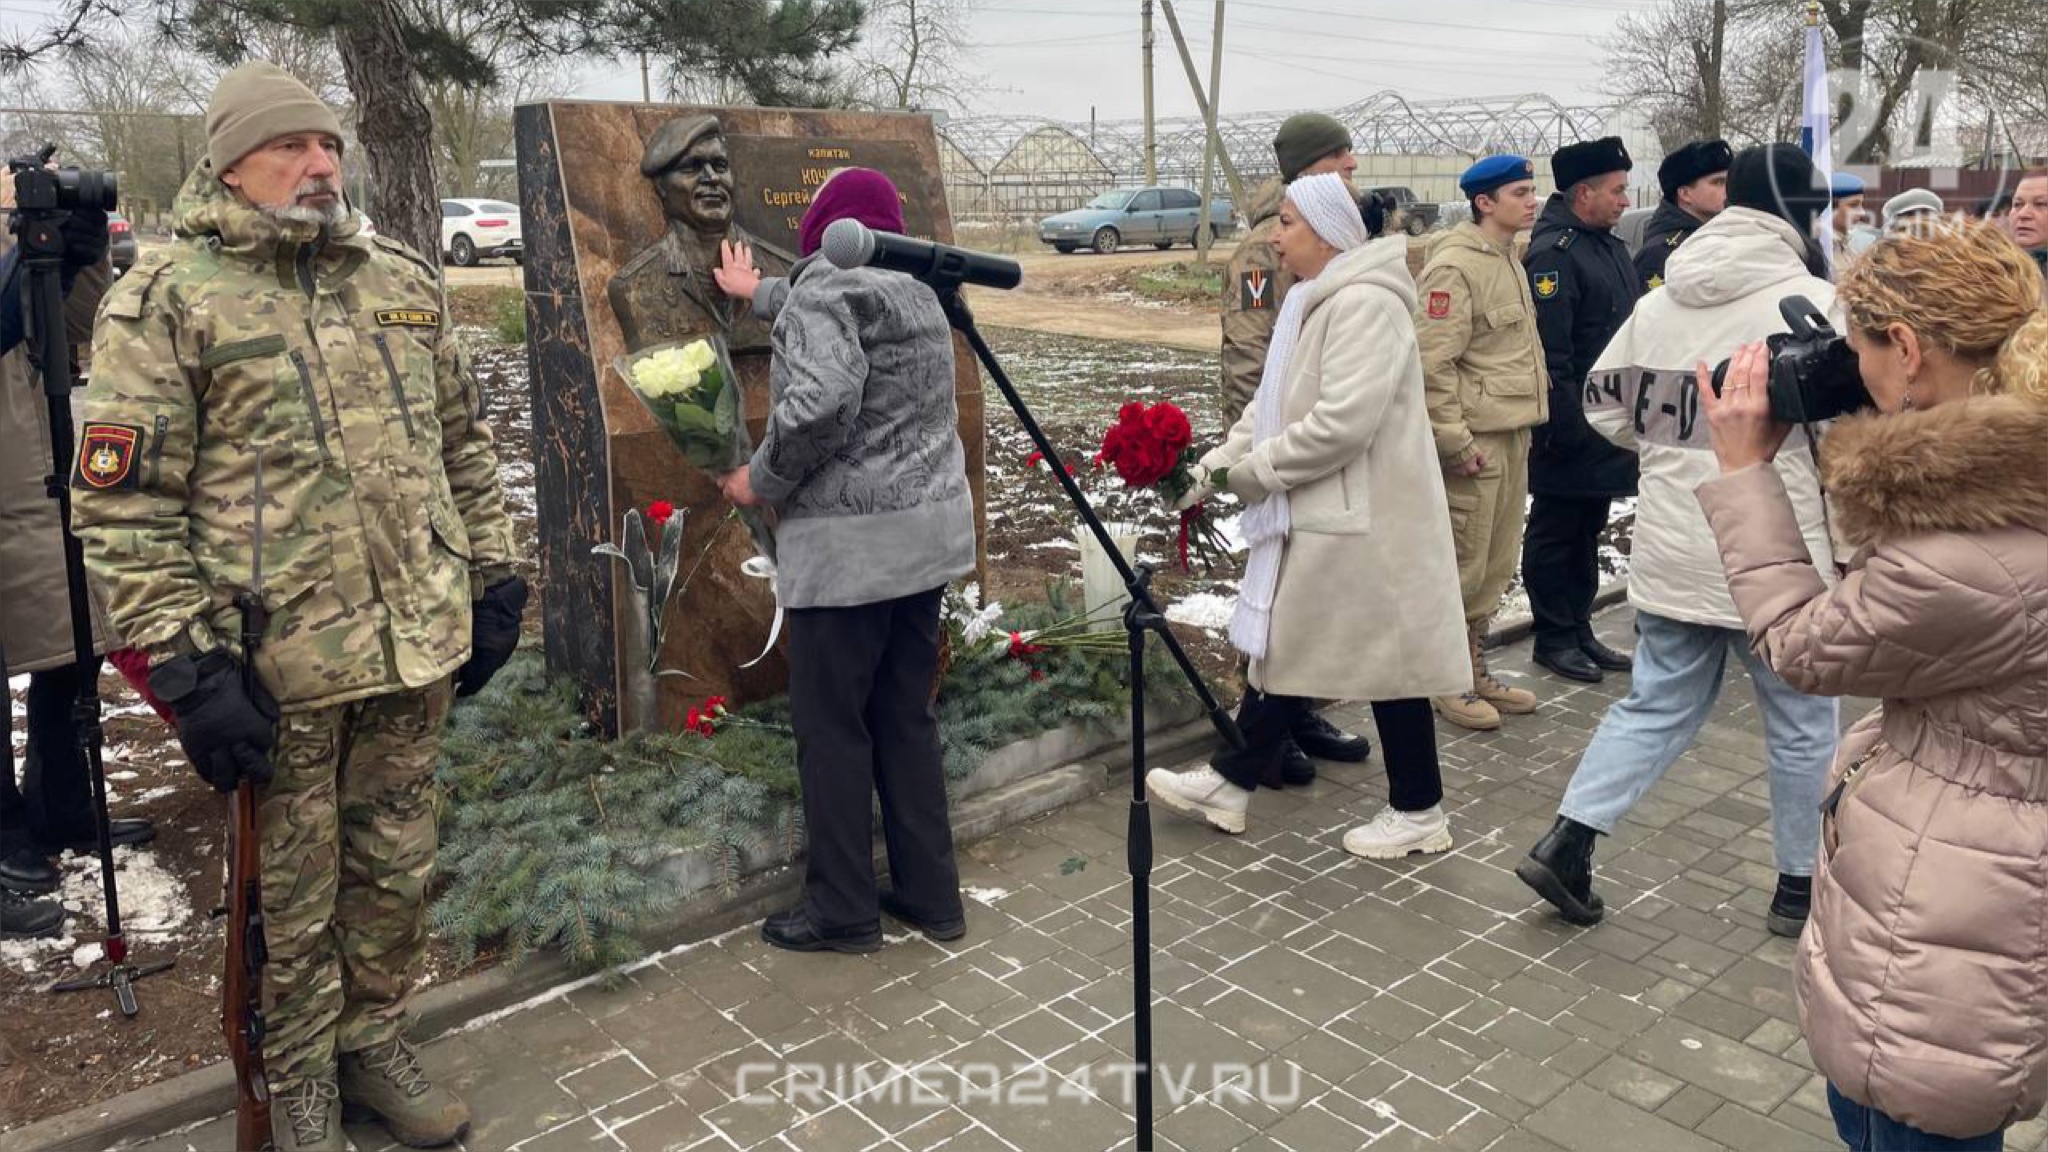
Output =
[
  {"x1": 1342, "y1": 804, "x2": 1453, "y2": 859},
  {"x1": 1145, "y1": 767, "x2": 1250, "y2": 835}
]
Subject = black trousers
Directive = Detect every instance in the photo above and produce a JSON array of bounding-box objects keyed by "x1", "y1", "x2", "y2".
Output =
[
  {"x1": 0, "y1": 657, "x2": 102, "y2": 854},
  {"x1": 786, "y1": 587, "x2": 962, "y2": 933},
  {"x1": 1522, "y1": 494, "x2": 1612, "y2": 653},
  {"x1": 1211, "y1": 691, "x2": 1443, "y2": 811}
]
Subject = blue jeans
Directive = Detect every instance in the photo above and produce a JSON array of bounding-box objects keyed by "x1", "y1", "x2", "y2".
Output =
[
  {"x1": 1559, "y1": 611, "x2": 1838, "y2": 875},
  {"x1": 1829, "y1": 1083, "x2": 2004, "y2": 1150}
]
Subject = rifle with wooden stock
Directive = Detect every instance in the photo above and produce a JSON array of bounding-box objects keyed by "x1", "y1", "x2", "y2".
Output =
[{"x1": 225, "y1": 462, "x2": 272, "y2": 1150}]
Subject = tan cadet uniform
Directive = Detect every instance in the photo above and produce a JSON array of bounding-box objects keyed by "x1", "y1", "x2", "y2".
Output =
[
  {"x1": 71, "y1": 161, "x2": 516, "y2": 1089},
  {"x1": 1416, "y1": 220, "x2": 1548, "y2": 727},
  {"x1": 1219, "y1": 177, "x2": 1292, "y2": 426}
]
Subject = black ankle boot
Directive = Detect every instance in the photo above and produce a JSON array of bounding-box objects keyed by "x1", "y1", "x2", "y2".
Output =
[
  {"x1": 1516, "y1": 816, "x2": 1605, "y2": 926},
  {"x1": 1767, "y1": 874, "x2": 1812, "y2": 938}
]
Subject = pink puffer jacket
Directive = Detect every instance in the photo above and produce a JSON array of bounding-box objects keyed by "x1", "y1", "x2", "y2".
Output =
[{"x1": 1697, "y1": 394, "x2": 2048, "y2": 1139}]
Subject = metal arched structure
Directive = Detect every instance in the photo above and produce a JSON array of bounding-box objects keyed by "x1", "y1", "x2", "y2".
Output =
[{"x1": 938, "y1": 92, "x2": 1615, "y2": 221}]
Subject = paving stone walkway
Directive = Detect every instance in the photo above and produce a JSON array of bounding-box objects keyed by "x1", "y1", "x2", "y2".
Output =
[{"x1": 125, "y1": 609, "x2": 2048, "y2": 1152}]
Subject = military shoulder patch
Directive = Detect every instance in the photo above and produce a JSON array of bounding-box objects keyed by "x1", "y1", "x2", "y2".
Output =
[
  {"x1": 1426, "y1": 290, "x2": 1452, "y2": 319},
  {"x1": 376, "y1": 308, "x2": 441, "y2": 329},
  {"x1": 75, "y1": 422, "x2": 143, "y2": 490},
  {"x1": 1555, "y1": 232, "x2": 1577, "y2": 250},
  {"x1": 1238, "y1": 268, "x2": 1274, "y2": 311},
  {"x1": 1533, "y1": 270, "x2": 1561, "y2": 300}
]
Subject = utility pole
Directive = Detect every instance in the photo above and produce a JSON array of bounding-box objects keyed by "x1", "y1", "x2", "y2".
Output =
[
  {"x1": 1194, "y1": 0, "x2": 1226, "y2": 262},
  {"x1": 640, "y1": 51, "x2": 652, "y2": 103},
  {"x1": 1159, "y1": 1, "x2": 1247, "y2": 214},
  {"x1": 1142, "y1": 0, "x2": 1157, "y2": 185}
]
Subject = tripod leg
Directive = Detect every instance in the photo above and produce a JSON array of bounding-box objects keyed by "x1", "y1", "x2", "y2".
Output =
[
  {"x1": 114, "y1": 966, "x2": 138, "y2": 1017},
  {"x1": 1127, "y1": 617, "x2": 1154, "y2": 1151}
]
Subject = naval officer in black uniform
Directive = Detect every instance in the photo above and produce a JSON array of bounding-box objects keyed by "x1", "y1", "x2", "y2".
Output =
[
  {"x1": 1634, "y1": 139, "x2": 1731, "y2": 292},
  {"x1": 1522, "y1": 136, "x2": 1642, "y2": 683}
]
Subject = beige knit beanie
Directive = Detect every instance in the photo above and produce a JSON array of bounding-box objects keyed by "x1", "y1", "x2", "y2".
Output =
[{"x1": 205, "y1": 62, "x2": 344, "y2": 176}]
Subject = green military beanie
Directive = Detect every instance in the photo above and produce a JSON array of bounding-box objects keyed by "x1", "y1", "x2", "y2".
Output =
[
  {"x1": 205, "y1": 62, "x2": 344, "y2": 175},
  {"x1": 1274, "y1": 113, "x2": 1352, "y2": 182}
]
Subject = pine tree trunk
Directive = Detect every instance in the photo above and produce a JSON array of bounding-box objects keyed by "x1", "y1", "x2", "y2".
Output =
[{"x1": 333, "y1": 0, "x2": 441, "y2": 265}]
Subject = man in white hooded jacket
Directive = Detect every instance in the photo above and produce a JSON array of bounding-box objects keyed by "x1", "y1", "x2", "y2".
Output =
[{"x1": 1515, "y1": 145, "x2": 1842, "y2": 937}]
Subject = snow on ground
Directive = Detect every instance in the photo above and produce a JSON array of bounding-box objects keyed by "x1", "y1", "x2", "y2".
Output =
[
  {"x1": 1166, "y1": 591, "x2": 1238, "y2": 633},
  {"x1": 0, "y1": 848, "x2": 198, "y2": 976}
]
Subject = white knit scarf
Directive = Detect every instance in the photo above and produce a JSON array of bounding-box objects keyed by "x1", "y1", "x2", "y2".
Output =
[{"x1": 1230, "y1": 173, "x2": 1371, "y2": 661}]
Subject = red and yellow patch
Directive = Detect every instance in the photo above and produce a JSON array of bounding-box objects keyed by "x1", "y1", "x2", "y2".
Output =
[
  {"x1": 1426, "y1": 290, "x2": 1452, "y2": 319},
  {"x1": 74, "y1": 422, "x2": 142, "y2": 490}
]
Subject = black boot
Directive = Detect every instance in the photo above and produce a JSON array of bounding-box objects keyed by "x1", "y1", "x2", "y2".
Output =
[
  {"x1": 1767, "y1": 874, "x2": 1812, "y2": 938},
  {"x1": 1516, "y1": 816, "x2": 1605, "y2": 925},
  {"x1": 1579, "y1": 638, "x2": 1634, "y2": 672},
  {"x1": 0, "y1": 846, "x2": 60, "y2": 895},
  {"x1": 1, "y1": 888, "x2": 65, "y2": 940},
  {"x1": 1290, "y1": 713, "x2": 1370, "y2": 763}
]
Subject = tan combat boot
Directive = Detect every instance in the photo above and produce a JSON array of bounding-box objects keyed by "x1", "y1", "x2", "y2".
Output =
[
  {"x1": 1472, "y1": 629, "x2": 1538, "y2": 716},
  {"x1": 339, "y1": 1037, "x2": 471, "y2": 1148},
  {"x1": 1433, "y1": 687, "x2": 1500, "y2": 730},
  {"x1": 271, "y1": 1078, "x2": 346, "y2": 1152}
]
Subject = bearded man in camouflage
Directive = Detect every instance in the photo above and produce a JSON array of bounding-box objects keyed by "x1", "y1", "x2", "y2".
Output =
[{"x1": 71, "y1": 63, "x2": 522, "y2": 1152}]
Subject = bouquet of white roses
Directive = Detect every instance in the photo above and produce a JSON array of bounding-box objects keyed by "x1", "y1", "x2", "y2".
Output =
[
  {"x1": 619, "y1": 338, "x2": 743, "y2": 471},
  {"x1": 616, "y1": 337, "x2": 775, "y2": 562}
]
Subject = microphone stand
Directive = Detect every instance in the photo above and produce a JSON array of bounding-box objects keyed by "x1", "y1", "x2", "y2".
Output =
[
  {"x1": 933, "y1": 281, "x2": 1243, "y2": 1152},
  {"x1": 14, "y1": 200, "x2": 173, "y2": 1015}
]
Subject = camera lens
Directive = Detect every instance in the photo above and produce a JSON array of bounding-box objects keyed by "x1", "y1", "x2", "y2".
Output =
[
  {"x1": 52, "y1": 167, "x2": 118, "y2": 212},
  {"x1": 79, "y1": 169, "x2": 116, "y2": 211}
]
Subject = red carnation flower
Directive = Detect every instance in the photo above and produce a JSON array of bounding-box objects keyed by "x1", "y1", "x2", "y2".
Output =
[{"x1": 647, "y1": 499, "x2": 676, "y2": 526}]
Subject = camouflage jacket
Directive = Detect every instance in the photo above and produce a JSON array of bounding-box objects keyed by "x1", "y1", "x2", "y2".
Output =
[
  {"x1": 1219, "y1": 177, "x2": 1294, "y2": 427},
  {"x1": 71, "y1": 163, "x2": 516, "y2": 712}
]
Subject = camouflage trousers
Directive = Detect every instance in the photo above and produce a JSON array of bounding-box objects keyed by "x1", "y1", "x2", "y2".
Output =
[
  {"x1": 258, "y1": 678, "x2": 451, "y2": 1087},
  {"x1": 1444, "y1": 427, "x2": 1531, "y2": 630}
]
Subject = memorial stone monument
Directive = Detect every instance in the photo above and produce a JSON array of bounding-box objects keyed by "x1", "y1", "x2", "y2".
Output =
[{"x1": 516, "y1": 102, "x2": 987, "y2": 732}]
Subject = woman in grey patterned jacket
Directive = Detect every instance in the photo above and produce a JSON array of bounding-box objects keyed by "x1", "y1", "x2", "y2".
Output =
[{"x1": 717, "y1": 168, "x2": 976, "y2": 953}]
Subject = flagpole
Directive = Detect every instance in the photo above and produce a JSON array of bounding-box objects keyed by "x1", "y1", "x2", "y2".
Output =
[{"x1": 1801, "y1": 0, "x2": 1836, "y2": 275}]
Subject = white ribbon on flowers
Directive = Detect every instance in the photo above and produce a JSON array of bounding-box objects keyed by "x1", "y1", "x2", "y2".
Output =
[{"x1": 739, "y1": 555, "x2": 784, "y2": 668}]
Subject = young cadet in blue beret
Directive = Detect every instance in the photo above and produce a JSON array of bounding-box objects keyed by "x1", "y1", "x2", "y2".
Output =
[
  {"x1": 1521, "y1": 136, "x2": 1642, "y2": 685},
  {"x1": 1635, "y1": 139, "x2": 1730, "y2": 291},
  {"x1": 1415, "y1": 154, "x2": 1548, "y2": 731}
]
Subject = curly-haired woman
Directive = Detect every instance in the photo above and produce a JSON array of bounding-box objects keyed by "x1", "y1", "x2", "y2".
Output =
[{"x1": 1700, "y1": 219, "x2": 2048, "y2": 1151}]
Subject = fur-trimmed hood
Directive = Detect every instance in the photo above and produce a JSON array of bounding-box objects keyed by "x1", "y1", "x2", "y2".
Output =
[{"x1": 1820, "y1": 393, "x2": 2048, "y2": 547}]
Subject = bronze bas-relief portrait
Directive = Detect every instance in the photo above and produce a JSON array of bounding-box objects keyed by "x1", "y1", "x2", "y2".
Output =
[{"x1": 608, "y1": 113, "x2": 796, "y2": 353}]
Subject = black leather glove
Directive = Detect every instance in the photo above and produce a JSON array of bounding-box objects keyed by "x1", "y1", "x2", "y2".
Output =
[
  {"x1": 148, "y1": 652, "x2": 279, "y2": 792},
  {"x1": 457, "y1": 575, "x2": 528, "y2": 698},
  {"x1": 59, "y1": 207, "x2": 109, "y2": 270}
]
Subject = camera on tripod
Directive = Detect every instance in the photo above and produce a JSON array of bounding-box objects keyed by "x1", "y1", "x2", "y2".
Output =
[
  {"x1": 8, "y1": 142, "x2": 118, "y2": 214},
  {"x1": 1708, "y1": 295, "x2": 1872, "y2": 424}
]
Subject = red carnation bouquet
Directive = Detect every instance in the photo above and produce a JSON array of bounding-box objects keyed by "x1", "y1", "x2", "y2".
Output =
[{"x1": 1095, "y1": 400, "x2": 1229, "y2": 571}]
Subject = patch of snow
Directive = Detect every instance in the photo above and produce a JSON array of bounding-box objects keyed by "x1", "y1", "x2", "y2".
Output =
[
  {"x1": 2, "y1": 848, "x2": 197, "y2": 975},
  {"x1": 1166, "y1": 592, "x2": 1237, "y2": 633},
  {"x1": 963, "y1": 886, "x2": 1011, "y2": 906}
]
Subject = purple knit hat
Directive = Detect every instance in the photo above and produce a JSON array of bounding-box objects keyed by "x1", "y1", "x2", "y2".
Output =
[{"x1": 798, "y1": 168, "x2": 905, "y2": 257}]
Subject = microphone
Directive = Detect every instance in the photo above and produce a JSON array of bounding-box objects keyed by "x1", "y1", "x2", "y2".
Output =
[{"x1": 820, "y1": 218, "x2": 1023, "y2": 290}]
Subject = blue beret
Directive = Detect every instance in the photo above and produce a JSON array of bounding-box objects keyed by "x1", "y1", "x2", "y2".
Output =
[
  {"x1": 1830, "y1": 171, "x2": 1866, "y2": 197},
  {"x1": 1460, "y1": 154, "x2": 1535, "y2": 197}
]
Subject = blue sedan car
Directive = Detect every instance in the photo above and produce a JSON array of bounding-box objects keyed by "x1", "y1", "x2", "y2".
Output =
[{"x1": 1040, "y1": 186, "x2": 1237, "y2": 254}]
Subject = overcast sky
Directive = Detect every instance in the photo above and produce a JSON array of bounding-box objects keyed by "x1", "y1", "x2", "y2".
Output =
[{"x1": 572, "y1": 0, "x2": 1651, "y2": 122}]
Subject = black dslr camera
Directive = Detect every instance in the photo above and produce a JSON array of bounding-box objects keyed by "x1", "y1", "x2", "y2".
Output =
[
  {"x1": 1709, "y1": 295, "x2": 1871, "y2": 424},
  {"x1": 8, "y1": 143, "x2": 117, "y2": 213}
]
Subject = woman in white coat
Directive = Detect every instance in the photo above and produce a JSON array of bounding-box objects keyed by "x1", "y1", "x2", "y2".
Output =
[{"x1": 1148, "y1": 175, "x2": 1472, "y2": 857}]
